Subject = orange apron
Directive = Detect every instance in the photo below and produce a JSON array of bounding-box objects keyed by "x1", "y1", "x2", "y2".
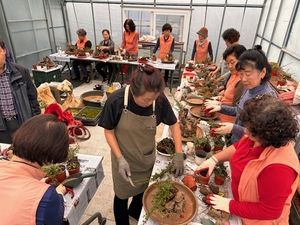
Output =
[
  {"x1": 219, "y1": 72, "x2": 241, "y2": 123},
  {"x1": 238, "y1": 139, "x2": 299, "y2": 225},
  {"x1": 195, "y1": 39, "x2": 210, "y2": 63},
  {"x1": 158, "y1": 35, "x2": 174, "y2": 59},
  {"x1": 122, "y1": 30, "x2": 139, "y2": 54}
]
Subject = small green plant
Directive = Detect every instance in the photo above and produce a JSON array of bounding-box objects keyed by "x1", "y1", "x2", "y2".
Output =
[
  {"x1": 143, "y1": 177, "x2": 176, "y2": 224},
  {"x1": 213, "y1": 163, "x2": 228, "y2": 179},
  {"x1": 68, "y1": 144, "x2": 79, "y2": 162},
  {"x1": 269, "y1": 62, "x2": 281, "y2": 70},
  {"x1": 41, "y1": 163, "x2": 65, "y2": 179},
  {"x1": 193, "y1": 136, "x2": 209, "y2": 148},
  {"x1": 213, "y1": 134, "x2": 225, "y2": 147}
]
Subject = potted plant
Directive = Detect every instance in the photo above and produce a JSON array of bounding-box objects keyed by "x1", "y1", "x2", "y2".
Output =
[
  {"x1": 208, "y1": 120, "x2": 219, "y2": 138},
  {"x1": 213, "y1": 134, "x2": 225, "y2": 151},
  {"x1": 213, "y1": 163, "x2": 228, "y2": 185},
  {"x1": 41, "y1": 163, "x2": 67, "y2": 184},
  {"x1": 67, "y1": 161, "x2": 80, "y2": 175},
  {"x1": 193, "y1": 136, "x2": 209, "y2": 151},
  {"x1": 68, "y1": 144, "x2": 79, "y2": 162},
  {"x1": 269, "y1": 62, "x2": 281, "y2": 76}
]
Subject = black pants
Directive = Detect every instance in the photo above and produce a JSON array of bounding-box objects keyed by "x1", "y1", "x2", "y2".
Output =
[
  {"x1": 113, "y1": 192, "x2": 143, "y2": 225},
  {"x1": 95, "y1": 62, "x2": 113, "y2": 81},
  {"x1": 0, "y1": 119, "x2": 20, "y2": 144},
  {"x1": 159, "y1": 69, "x2": 169, "y2": 83},
  {"x1": 72, "y1": 60, "x2": 91, "y2": 78}
]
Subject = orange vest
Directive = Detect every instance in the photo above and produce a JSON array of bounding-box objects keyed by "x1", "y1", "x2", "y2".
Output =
[
  {"x1": 0, "y1": 161, "x2": 49, "y2": 225},
  {"x1": 76, "y1": 37, "x2": 89, "y2": 50},
  {"x1": 238, "y1": 140, "x2": 299, "y2": 225},
  {"x1": 195, "y1": 39, "x2": 210, "y2": 63},
  {"x1": 158, "y1": 35, "x2": 174, "y2": 59},
  {"x1": 219, "y1": 72, "x2": 241, "y2": 123},
  {"x1": 122, "y1": 30, "x2": 139, "y2": 54}
]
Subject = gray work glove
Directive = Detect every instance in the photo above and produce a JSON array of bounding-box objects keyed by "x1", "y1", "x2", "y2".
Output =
[
  {"x1": 171, "y1": 152, "x2": 184, "y2": 177},
  {"x1": 117, "y1": 155, "x2": 131, "y2": 182}
]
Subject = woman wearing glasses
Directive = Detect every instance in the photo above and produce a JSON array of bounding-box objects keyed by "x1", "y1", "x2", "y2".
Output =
[
  {"x1": 98, "y1": 65, "x2": 184, "y2": 225},
  {"x1": 196, "y1": 95, "x2": 299, "y2": 225},
  {"x1": 206, "y1": 45, "x2": 277, "y2": 143}
]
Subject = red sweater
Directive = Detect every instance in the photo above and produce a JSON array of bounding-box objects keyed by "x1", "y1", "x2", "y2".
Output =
[{"x1": 229, "y1": 138, "x2": 297, "y2": 219}]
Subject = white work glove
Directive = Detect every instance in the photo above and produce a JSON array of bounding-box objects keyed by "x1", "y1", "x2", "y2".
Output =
[
  {"x1": 204, "y1": 100, "x2": 220, "y2": 108},
  {"x1": 194, "y1": 156, "x2": 218, "y2": 177},
  {"x1": 171, "y1": 152, "x2": 184, "y2": 177},
  {"x1": 208, "y1": 194, "x2": 232, "y2": 213},
  {"x1": 117, "y1": 155, "x2": 131, "y2": 182},
  {"x1": 205, "y1": 105, "x2": 221, "y2": 113},
  {"x1": 122, "y1": 48, "x2": 126, "y2": 55},
  {"x1": 214, "y1": 122, "x2": 233, "y2": 135}
]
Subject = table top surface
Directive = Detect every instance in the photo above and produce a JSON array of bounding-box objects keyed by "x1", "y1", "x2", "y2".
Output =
[
  {"x1": 137, "y1": 125, "x2": 242, "y2": 225},
  {"x1": 49, "y1": 53, "x2": 178, "y2": 70}
]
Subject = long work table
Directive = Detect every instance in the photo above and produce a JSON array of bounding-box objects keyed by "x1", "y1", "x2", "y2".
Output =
[{"x1": 49, "y1": 53, "x2": 178, "y2": 92}]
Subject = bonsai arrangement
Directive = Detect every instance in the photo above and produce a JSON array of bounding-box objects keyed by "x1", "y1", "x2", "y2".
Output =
[
  {"x1": 270, "y1": 62, "x2": 281, "y2": 76},
  {"x1": 41, "y1": 163, "x2": 66, "y2": 187},
  {"x1": 67, "y1": 144, "x2": 80, "y2": 175}
]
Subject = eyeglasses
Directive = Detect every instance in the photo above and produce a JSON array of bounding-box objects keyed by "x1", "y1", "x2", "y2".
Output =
[{"x1": 225, "y1": 60, "x2": 238, "y2": 66}]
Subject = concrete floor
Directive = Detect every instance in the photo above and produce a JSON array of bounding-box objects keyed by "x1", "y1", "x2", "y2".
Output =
[{"x1": 70, "y1": 79, "x2": 176, "y2": 225}]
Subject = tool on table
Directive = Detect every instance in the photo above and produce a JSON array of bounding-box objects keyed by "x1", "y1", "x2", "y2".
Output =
[
  {"x1": 65, "y1": 187, "x2": 75, "y2": 198},
  {"x1": 62, "y1": 172, "x2": 97, "y2": 188}
]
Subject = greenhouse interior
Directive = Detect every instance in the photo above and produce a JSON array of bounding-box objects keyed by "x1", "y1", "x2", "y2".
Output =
[{"x1": 0, "y1": 0, "x2": 300, "y2": 225}]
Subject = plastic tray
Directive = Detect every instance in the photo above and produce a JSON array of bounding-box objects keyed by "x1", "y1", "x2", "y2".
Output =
[
  {"x1": 74, "y1": 106, "x2": 102, "y2": 126},
  {"x1": 32, "y1": 68, "x2": 62, "y2": 87}
]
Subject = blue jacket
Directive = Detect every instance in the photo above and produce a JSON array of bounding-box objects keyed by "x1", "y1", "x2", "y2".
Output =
[{"x1": 0, "y1": 60, "x2": 40, "y2": 131}]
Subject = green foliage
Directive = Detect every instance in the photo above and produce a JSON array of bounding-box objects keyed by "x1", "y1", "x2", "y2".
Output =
[
  {"x1": 213, "y1": 163, "x2": 228, "y2": 179},
  {"x1": 269, "y1": 62, "x2": 281, "y2": 70},
  {"x1": 194, "y1": 136, "x2": 209, "y2": 147},
  {"x1": 68, "y1": 144, "x2": 79, "y2": 162},
  {"x1": 213, "y1": 134, "x2": 225, "y2": 146},
  {"x1": 143, "y1": 177, "x2": 175, "y2": 224},
  {"x1": 41, "y1": 163, "x2": 65, "y2": 179}
]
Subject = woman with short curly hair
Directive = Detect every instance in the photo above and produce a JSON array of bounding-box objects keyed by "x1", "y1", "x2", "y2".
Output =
[{"x1": 196, "y1": 94, "x2": 299, "y2": 224}]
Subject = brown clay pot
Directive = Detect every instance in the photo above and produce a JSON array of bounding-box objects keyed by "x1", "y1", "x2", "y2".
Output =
[
  {"x1": 56, "y1": 165, "x2": 66, "y2": 182},
  {"x1": 214, "y1": 175, "x2": 225, "y2": 185},
  {"x1": 195, "y1": 168, "x2": 210, "y2": 184},
  {"x1": 213, "y1": 144, "x2": 224, "y2": 151},
  {"x1": 195, "y1": 146, "x2": 205, "y2": 151},
  {"x1": 277, "y1": 80, "x2": 286, "y2": 86},
  {"x1": 67, "y1": 161, "x2": 80, "y2": 175},
  {"x1": 271, "y1": 69, "x2": 278, "y2": 76}
]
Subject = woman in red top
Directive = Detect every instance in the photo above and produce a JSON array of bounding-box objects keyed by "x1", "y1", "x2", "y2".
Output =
[
  {"x1": 153, "y1": 23, "x2": 175, "y2": 85},
  {"x1": 121, "y1": 19, "x2": 139, "y2": 81},
  {"x1": 196, "y1": 95, "x2": 299, "y2": 224}
]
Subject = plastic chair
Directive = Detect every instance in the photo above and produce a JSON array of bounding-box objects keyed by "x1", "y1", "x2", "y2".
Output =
[{"x1": 81, "y1": 212, "x2": 107, "y2": 225}]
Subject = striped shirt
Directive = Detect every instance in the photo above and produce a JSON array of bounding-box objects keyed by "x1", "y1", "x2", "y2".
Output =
[{"x1": 0, "y1": 65, "x2": 16, "y2": 117}]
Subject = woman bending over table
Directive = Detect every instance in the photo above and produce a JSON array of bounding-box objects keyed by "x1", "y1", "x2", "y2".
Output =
[{"x1": 98, "y1": 64, "x2": 184, "y2": 225}]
